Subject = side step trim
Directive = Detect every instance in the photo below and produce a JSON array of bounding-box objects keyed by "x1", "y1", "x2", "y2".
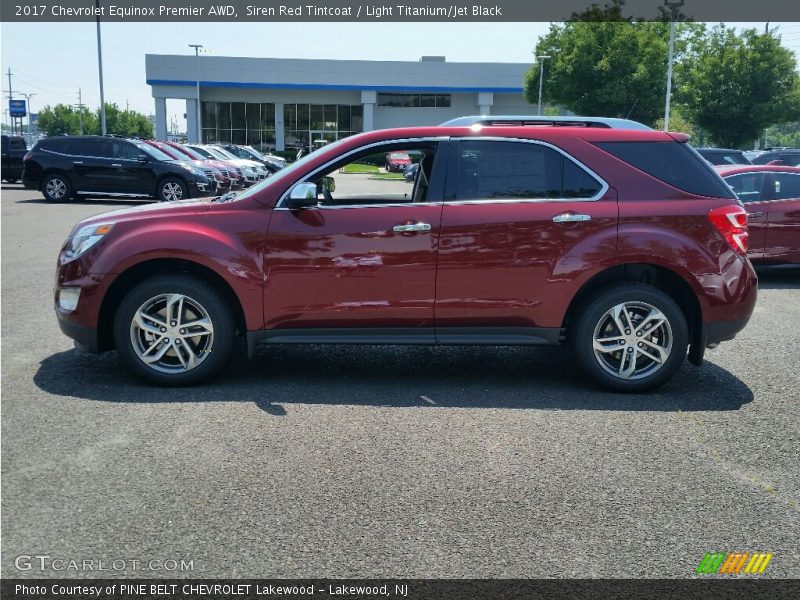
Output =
[{"x1": 246, "y1": 326, "x2": 562, "y2": 358}]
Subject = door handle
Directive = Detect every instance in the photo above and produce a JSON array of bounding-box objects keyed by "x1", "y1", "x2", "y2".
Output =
[
  {"x1": 747, "y1": 211, "x2": 764, "y2": 218},
  {"x1": 72, "y1": 161, "x2": 83, "y2": 165},
  {"x1": 111, "y1": 163, "x2": 122, "y2": 167},
  {"x1": 392, "y1": 222, "x2": 432, "y2": 233},
  {"x1": 552, "y1": 213, "x2": 592, "y2": 223}
]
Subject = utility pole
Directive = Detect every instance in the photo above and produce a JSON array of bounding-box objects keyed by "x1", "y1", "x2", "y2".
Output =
[
  {"x1": 6, "y1": 68, "x2": 16, "y2": 134},
  {"x1": 21, "y1": 92, "x2": 36, "y2": 145},
  {"x1": 96, "y1": 0, "x2": 107, "y2": 135},
  {"x1": 189, "y1": 44, "x2": 203, "y2": 142},
  {"x1": 76, "y1": 88, "x2": 86, "y2": 134},
  {"x1": 663, "y1": 0, "x2": 685, "y2": 131}
]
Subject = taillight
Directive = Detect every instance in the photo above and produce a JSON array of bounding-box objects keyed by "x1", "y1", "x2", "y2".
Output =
[{"x1": 708, "y1": 205, "x2": 748, "y2": 255}]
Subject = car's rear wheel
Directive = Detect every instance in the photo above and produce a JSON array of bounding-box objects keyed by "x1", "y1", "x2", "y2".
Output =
[
  {"x1": 113, "y1": 274, "x2": 235, "y2": 386},
  {"x1": 570, "y1": 283, "x2": 688, "y2": 392},
  {"x1": 42, "y1": 173, "x2": 72, "y2": 202},
  {"x1": 157, "y1": 177, "x2": 188, "y2": 202}
]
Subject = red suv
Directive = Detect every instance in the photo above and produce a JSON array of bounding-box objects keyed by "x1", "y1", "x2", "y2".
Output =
[{"x1": 54, "y1": 122, "x2": 757, "y2": 391}]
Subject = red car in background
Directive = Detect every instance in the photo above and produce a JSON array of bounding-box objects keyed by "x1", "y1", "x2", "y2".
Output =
[
  {"x1": 717, "y1": 165, "x2": 800, "y2": 265},
  {"x1": 143, "y1": 140, "x2": 229, "y2": 192},
  {"x1": 385, "y1": 151, "x2": 412, "y2": 172},
  {"x1": 164, "y1": 141, "x2": 244, "y2": 190}
]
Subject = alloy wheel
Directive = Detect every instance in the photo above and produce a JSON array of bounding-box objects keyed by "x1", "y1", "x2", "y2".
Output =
[
  {"x1": 45, "y1": 178, "x2": 67, "y2": 199},
  {"x1": 161, "y1": 182, "x2": 184, "y2": 201},
  {"x1": 129, "y1": 293, "x2": 214, "y2": 374},
  {"x1": 592, "y1": 301, "x2": 673, "y2": 380}
]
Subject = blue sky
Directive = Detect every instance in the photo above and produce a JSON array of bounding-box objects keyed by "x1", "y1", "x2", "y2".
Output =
[{"x1": 2, "y1": 21, "x2": 799, "y2": 129}]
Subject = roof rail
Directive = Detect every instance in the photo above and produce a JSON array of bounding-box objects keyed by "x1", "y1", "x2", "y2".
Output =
[{"x1": 440, "y1": 115, "x2": 652, "y2": 130}]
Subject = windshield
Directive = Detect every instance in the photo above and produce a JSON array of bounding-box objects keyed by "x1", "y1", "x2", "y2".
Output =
[
  {"x1": 207, "y1": 146, "x2": 238, "y2": 160},
  {"x1": 132, "y1": 140, "x2": 173, "y2": 162},
  {"x1": 241, "y1": 146, "x2": 262, "y2": 159},
  {"x1": 174, "y1": 145, "x2": 205, "y2": 160},
  {"x1": 187, "y1": 145, "x2": 214, "y2": 159},
  {"x1": 230, "y1": 137, "x2": 353, "y2": 203}
]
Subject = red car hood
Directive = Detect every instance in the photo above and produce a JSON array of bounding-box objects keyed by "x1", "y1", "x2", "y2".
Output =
[{"x1": 70, "y1": 199, "x2": 214, "y2": 234}]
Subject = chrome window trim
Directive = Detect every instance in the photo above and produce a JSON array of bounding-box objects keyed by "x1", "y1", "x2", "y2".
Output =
[{"x1": 275, "y1": 135, "x2": 609, "y2": 211}]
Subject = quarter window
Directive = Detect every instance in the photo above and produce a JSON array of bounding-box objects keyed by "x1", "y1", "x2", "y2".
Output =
[{"x1": 454, "y1": 141, "x2": 602, "y2": 201}]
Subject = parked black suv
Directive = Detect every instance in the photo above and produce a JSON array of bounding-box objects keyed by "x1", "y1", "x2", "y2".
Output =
[
  {"x1": 23, "y1": 136, "x2": 216, "y2": 202},
  {"x1": 2, "y1": 134, "x2": 27, "y2": 182},
  {"x1": 751, "y1": 148, "x2": 800, "y2": 167},
  {"x1": 695, "y1": 147, "x2": 752, "y2": 166}
]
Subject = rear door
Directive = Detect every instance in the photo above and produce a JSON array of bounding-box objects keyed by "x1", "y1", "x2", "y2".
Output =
[
  {"x1": 723, "y1": 171, "x2": 770, "y2": 260},
  {"x1": 434, "y1": 138, "x2": 617, "y2": 335},
  {"x1": 764, "y1": 172, "x2": 800, "y2": 264}
]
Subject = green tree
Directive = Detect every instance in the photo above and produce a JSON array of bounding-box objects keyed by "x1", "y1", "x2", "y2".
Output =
[
  {"x1": 34, "y1": 103, "x2": 153, "y2": 138},
  {"x1": 99, "y1": 103, "x2": 153, "y2": 138},
  {"x1": 677, "y1": 25, "x2": 800, "y2": 148},
  {"x1": 763, "y1": 120, "x2": 800, "y2": 148},
  {"x1": 524, "y1": 3, "x2": 698, "y2": 126},
  {"x1": 36, "y1": 104, "x2": 97, "y2": 136}
]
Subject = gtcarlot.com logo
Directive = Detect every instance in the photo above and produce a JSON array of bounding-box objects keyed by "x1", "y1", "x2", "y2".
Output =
[
  {"x1": 697, "y1": 552, "x2": 774, "y2": 575},
  {"x1": 14, "y1": 554, "x2": 194, "y2": 572}
]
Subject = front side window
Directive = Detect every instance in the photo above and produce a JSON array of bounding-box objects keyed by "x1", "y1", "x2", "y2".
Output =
[
  {"x1": 772, "y1": 173, "x2": 800, "y2": 200},
  {"x1": 454, "y1": 140, "x2": 602, "y2": 201},
  {"x1": 724, "y1": 173, "x2": 765, "y2": 202}
]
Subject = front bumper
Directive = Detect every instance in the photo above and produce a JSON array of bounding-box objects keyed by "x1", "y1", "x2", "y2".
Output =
[
  {"x1": 58, "y1": 317, "x2": 100, "y2": 353},
  {"x1": 189, "y1": 179, "x2": 217, "y2": 197}
]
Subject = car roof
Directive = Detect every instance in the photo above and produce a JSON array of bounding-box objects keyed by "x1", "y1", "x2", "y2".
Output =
[
  {"x1": 696, "y1": 147, "x2": 745, "y2": 153},
  {"x1": 714, "y1": 165, "x2": 800, "y2": 176}
]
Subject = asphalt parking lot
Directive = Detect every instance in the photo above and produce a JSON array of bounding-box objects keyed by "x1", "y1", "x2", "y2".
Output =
[{"x1": 1, "y1": 182, "x2": 798, "y2": 579}]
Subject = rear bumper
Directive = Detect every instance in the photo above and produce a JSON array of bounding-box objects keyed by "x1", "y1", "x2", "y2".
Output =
[{"x1": 705, "y1": 318, "x2": 750, "y2": 345}]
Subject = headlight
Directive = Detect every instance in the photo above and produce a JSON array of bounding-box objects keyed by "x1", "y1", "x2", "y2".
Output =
[
  {"x1": 180, "y1": 164, "x2": 205, "y2": 177},
  {"x1": 63, "y1": 223, "x2": 114, "y2": 261}
]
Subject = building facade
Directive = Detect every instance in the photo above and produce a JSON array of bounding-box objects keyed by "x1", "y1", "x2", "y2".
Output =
[{"x1": 145, "y1": 54, "x2": 534, "y2": 151}]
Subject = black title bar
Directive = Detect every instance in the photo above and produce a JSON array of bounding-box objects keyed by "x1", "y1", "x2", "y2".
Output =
[{"x1": 2, "y1": 0, "x2": 800, "y2": 22}]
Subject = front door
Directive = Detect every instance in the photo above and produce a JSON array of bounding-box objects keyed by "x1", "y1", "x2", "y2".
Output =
[{"x1": 263, "y1": 140, "x2": 447, "y2": 338}]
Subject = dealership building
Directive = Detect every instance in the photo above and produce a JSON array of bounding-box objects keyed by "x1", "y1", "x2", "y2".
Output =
[{"x1": 145, "y1": 54, "x2": 534, "y2": 151}]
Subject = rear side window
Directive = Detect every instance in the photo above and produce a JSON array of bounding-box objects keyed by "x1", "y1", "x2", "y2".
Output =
[
  {"x1": 780, "y1": 154, "x2": 800, "y2": 167},
  {"x1": 597, "y1": 141, "x2": 736, "y2": 198},
  {"x1": 454, "y1": 140, "x2": 603, "y2": 201}
]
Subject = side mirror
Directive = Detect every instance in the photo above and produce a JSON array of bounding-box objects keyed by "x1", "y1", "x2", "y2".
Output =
[
  {"x1": 136, "y1": 154, "x2": 149, "y2": 163},
  {"x1": 286, "y1": 182, "x2": 318, "y2": 209}
]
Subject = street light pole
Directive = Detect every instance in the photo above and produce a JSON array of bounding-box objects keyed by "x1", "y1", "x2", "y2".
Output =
[
  {"x1": 96, "y1": 0, "x2": 107, "y2": 135},
  {"x1": 189, "y1": 44, "x2": 203, "y2": 143},
  {"x1": 663, "y1": 0, "x2": 685, "y2": 131},
  {"x1": 534, "y1": 55, "x2": 551, "y2": 116},
  {"x1": 21, "y1": 92, "x2": 35, "y2": 146}
]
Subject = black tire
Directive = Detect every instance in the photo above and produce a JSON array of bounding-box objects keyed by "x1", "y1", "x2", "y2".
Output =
[
  {"x1": 113, "y1": 274, "x2": 235, "y2": 386},
  {"x1": 157, "y1": 177, "x2": 188, "y2": 202},
  {"x1": 6, "y1": 178, "x2": 18, "y2": 183},
  {"x1": 41, "y1": 172, "x2": 73, "y2": 202},
  {"x1": 570, "y1": 283, "x2": 689, "y2": 393}
]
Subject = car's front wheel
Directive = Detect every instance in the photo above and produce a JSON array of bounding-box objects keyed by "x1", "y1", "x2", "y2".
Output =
[
  {"x1": 113, "y1": 274, "x2": 235, "y2": 385},
  {"x1": 157, "y1": 177, "x2": 188, "y2": 202},
  {"x1": 571, "y1": 283, "x2": 688, "y2": 392}
]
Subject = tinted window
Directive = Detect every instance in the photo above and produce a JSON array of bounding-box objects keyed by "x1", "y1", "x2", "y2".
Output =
[
  {"x1": 700, "y1": 151, "x2": 749, "y2": 166},
  {"x1": 772, "y1": 173, "x2": 800, "y2": 200},
  {"x1": 752, "y1": 152, "x2": 780, "y2": 165},
  {"x1": 724, "y1": 173, "x2": 765, "y2": 202},
  {"x1": 455, "y1": 141, "x2": 601, "y2": 201},
  {"x1": 563, "y1": 159, "x2": 603, "y2": 198},
  {"x1": 597, "y1": 141, "x2": 736, "y2": 198},
  {"x1": 779, "y1": 154, "x2": 800, "y2": 167},
  {"x1": 111, "y1": 141, "x2": 140, "y2": 160},
  {"x1": 9, "y1": 137, "x2": 27, "y2": 150}
]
